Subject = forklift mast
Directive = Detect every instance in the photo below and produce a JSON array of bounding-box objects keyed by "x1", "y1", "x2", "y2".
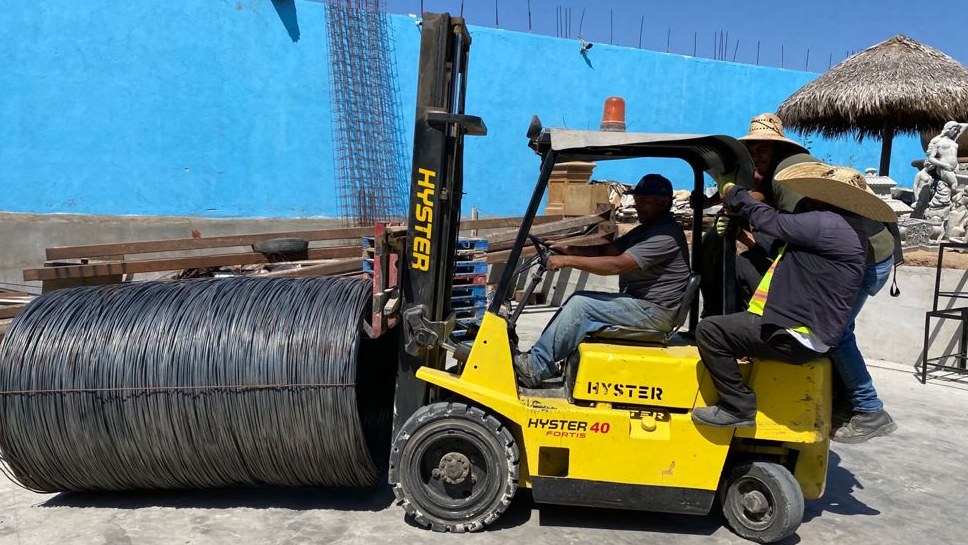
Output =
[{"x1": 395, "y1": 13, "x2": 486, "y2": 435}]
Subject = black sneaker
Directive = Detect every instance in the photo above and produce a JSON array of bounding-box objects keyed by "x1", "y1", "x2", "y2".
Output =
[
  {"x1": 831, "y1": 409, "x2": 897, "y2": 444},
  {"x1": 512, "y1": 352, "x2": 542, "y2": 389},
  {"x1": 691, "y1": 405, "x2": 756, "y2": 428}
]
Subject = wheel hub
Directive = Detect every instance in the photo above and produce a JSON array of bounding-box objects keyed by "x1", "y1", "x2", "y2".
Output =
[
  {"x1": 741, "y1": 489, "x2": 770, "y2": 516},
  {"x1": 434, "y1": 452, "x2": 471, "y2": 484}
]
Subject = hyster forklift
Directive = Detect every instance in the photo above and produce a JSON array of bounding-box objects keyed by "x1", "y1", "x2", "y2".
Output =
[{"x1": 387, "y1": 14, "x2": 831, "y2": 544}]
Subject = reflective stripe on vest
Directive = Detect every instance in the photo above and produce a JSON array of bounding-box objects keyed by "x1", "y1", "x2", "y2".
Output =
[{"x1": 746, "y1": 243, "x2": 813, "y2": 335}]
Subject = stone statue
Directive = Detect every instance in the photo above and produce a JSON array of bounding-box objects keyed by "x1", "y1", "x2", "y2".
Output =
[
  {"x1": 913, "y1": 121, "x2": 968, "y2": 224},
  {"x1": 946, "y1": 187, "x2": 968, "y2": 240}
]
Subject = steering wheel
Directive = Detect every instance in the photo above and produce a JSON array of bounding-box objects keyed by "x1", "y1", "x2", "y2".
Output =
[
  {"x1": 505, "y1": 234, "x2": 557, "y2": 329},
  {"x1": 528, "y1": 234, "x2": 553, "y2": 269}
]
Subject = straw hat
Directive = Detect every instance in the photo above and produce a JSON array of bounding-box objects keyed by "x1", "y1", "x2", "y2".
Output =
[
  {"x1": 774, "y1": 162, "x2": 897, "y2": 222},
  {"x1": 739, "y1": 113, "x2": 809, "y2": 155}
]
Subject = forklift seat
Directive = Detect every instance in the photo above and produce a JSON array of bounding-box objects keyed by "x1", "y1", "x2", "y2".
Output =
[{"x1": 588, "y1": 274, "x2": 701, "y2": 346}]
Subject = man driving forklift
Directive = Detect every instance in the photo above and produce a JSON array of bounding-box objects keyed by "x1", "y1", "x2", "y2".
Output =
[{"x1": 513, "y1": 174, "x2": 691, "y2": 387}]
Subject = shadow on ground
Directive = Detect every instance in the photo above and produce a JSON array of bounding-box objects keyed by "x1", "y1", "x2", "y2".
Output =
[
  {"x1": 803, "y1": 450, "x2": 879, "y2": 521},
  {"x1": 523, "y1": 487, "x2": 720, "y2": 538},
  {"x1": 914, "y1": 370, "x2": 968, "y2": 391},
  {"x1": 498, "y1": 451, "x2": 876, "y2": 540},
  {"x1": 41, "y1": 482, "x2": 394, "y2": 512}
]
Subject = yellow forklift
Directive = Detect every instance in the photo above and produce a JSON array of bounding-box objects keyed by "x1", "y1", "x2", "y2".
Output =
[{"x1": 387, "y1": 14, "x2": 831, "y2": 544}]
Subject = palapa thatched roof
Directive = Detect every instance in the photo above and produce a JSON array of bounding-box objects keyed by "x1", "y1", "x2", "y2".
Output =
[{"x1": 778, "y1": 35, "x2": 968, "y2": 139}]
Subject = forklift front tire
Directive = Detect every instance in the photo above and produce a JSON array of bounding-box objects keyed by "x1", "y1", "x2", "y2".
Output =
[
  {"x1": 389, "y1": 402, "x2": 519, "y2": 532},
  {"x1": 721, "y1": 462, "x2": 804, "y2": 544}
]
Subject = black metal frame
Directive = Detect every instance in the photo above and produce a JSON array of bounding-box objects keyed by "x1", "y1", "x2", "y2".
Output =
[
  {"x1": 491, "y1": 134, "x2": 753, "y2": 332},
  {"x1": 920, "y1": 241, "x2": 968, "y2": 383},
  {"x1": 395, "y1": 13, "x2": 486, "y2": 434}
]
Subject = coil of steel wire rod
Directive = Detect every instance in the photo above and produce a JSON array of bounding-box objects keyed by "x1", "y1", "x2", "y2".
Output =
[{"x1": 0, "y1": 276, "x2": 397, "y2": 492}]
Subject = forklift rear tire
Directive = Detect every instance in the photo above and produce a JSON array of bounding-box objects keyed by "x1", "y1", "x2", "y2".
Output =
[
  {"x1": 721, "y1": 462, "x2": 804, "y2": 544},
  {"x1": 389, "y1": 402, "x2": 519, "y2": 532}
]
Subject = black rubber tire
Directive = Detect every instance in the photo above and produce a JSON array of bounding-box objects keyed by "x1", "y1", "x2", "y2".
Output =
[
  {"x1": 721, "y1": 462, "x2": 804, "y2": 543},
  {"x1": 251, "y1": 237, "x2": 308, "y2": 254},
  {"x1": 388, "y1": 402, "x2": 519, "y2": 532}
]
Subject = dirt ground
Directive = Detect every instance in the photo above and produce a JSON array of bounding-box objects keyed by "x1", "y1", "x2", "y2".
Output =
[{"x1": 902, "y1": 249, "x2": 968, "y2": 269}]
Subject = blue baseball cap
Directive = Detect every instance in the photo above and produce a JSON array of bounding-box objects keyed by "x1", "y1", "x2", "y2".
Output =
[{"x1": 630, "y1": 174, "x2": 673, "y2": 197}]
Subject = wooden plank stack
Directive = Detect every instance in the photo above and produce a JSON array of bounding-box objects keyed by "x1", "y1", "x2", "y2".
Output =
[
  {"x1": 0, "y1": 289, "x2": 30, "y2": 320},
  {"x1": 0, "y1": 288, "x2": 32, "y2": 342},
  {"x1": 9, "y1": 213, "x2": 616, "y2": 343}
]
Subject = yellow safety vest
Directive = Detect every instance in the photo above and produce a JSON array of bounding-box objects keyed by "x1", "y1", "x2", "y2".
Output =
[{"x1": 747, "y1": 244, "x2": 815, "y2": 336}]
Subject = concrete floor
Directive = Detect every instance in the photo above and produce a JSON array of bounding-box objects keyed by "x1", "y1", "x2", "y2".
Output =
[{"x1": 2, "y1": 306, "x2": 967, "y2": 544}]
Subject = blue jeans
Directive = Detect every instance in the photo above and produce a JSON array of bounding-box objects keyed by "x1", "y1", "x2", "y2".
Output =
[
  {"x1": 829, "y1": 257, "x2": 893, "y2": 412},
  {"x1": 527, "y1": 291, "x2": 675, "y2": 380}
]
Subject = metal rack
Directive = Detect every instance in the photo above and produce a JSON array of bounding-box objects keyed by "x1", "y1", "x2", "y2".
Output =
[{"x1": 920, "y1": 241, "x2": 968, "y2": 383}]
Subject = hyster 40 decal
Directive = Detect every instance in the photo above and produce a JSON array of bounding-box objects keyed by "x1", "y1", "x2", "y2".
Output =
[{"x1": 527, "y1": 418, "x2": 611, "y2": 438}]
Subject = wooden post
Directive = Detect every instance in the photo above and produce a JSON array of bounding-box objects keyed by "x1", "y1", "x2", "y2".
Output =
[{"x1": 880, "y1": 119, "x2": 895, "y2": 176}]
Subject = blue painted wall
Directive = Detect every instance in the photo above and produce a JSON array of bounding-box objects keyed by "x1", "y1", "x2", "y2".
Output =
[{"x1": 0, "y1": 1, "x2": 922, "y2": 217}]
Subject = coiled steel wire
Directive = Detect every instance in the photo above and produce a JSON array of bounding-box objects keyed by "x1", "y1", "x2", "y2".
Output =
[{"x1": 0, "y1": 276, "x2": 396, "y2": 492}]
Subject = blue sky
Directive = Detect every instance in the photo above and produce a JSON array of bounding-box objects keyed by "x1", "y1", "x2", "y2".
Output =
[{"x1": 383, "y1": 0, "x2": 968, "y2": 71}]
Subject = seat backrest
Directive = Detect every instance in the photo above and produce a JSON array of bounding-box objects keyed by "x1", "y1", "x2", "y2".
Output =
[{"x1": 668, "y1": 274, "x2": 701, "y2": 336}]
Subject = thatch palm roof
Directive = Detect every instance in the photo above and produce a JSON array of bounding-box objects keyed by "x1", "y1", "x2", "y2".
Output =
[
  {"x1": 777, "y1": 35, "x2": 968, "y2": 175},
  {"x1": 778, "y1": 35, "x2": 968, "y2": 139}
]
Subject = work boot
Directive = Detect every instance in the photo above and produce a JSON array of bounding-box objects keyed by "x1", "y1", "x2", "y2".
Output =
[
  {"x1": 691, "y1": 405, "x2": 756, "y2": 428},
  {"x1": 831, "y1": 409, "x2": 897, "y2": 444},
  {"x1": 512, "y1": 352, "x2": 542, "y2": 389},
  {"x1": 832, "y1": 395, "x2": 853, "y2": 427}
]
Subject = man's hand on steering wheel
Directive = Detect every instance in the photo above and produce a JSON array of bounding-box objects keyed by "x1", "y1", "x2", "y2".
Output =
[
  {"x1": 528, "y1": 234, "x2": 554, "y2": 267},
  {"x1": 547, "y1": 255, "x2": 568, "y2": 271}
]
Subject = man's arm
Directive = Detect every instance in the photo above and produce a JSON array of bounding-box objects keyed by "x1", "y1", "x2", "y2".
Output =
[
  {"x1": 723, "y1": 186, "x2": 825, "y2": 250},
  {"x1": 551, "y1": 241, "x2": 621, "y2": 257},
  {"x1": 548, "y1": 254, "x2": 638, "y2": 276},
  {"x1": 550, "y1": 230, "x2": 683, "y2": 276}
]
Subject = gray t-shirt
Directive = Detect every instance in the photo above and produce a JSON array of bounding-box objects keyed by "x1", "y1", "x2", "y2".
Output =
[{"x1": 613, "y1": 213, "x2": 691, "y2": 310}]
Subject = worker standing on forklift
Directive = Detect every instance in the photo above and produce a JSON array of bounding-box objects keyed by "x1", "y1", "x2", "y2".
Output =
[
  {"x1": 513, "y1": 174, "x2": 691, "y2": 388},
  {"x1": 692, "y1": 163, "x2": 897, "y2": 428},
  {"x1": 698, "y1": 113, "x2": 812, "y2": 316},
  {"x1": 772, "y1": 177, "x2": 901, "y2": 443}
]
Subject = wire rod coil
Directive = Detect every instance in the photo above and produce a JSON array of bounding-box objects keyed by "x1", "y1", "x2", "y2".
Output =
[{"x1": 0, "y1": 276, "x2": 397, "y2": 492}]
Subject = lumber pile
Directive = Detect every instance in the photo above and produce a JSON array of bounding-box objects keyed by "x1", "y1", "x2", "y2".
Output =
[
  {"x1": 0, "y1": 289, "x2": 30, "y2": 320},
  {"x1": 0, "y1": 288, "x2": 32, "y2": 342},
  {"x1": 22, "y1": 212, "x2": 613, "y2": 293}
]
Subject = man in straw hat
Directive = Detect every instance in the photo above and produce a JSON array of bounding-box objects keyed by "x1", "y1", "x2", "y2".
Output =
[
  {"x1": 773, "y1": 172, "x2": 901, "y2": 443},
  {"x1": 692, "y1": 162, "x2": 897, "y2": 429},
  {"x1": 700, "y1": 113, "x2": 814, "y2": 316}
]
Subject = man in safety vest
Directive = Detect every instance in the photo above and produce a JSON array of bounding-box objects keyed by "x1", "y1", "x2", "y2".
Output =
[{"x1": 691, "y1": 162, "x2": 898, "y2": 428}]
